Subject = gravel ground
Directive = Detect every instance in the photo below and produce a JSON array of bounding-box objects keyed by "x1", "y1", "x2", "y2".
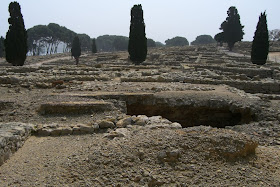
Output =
[{"x1": 0, "y1": 126, "x2": 279, "y2": 186}]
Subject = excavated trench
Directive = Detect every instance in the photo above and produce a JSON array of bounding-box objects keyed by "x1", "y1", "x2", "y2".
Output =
[
  {"x1": 72, "y1": 91, "x2": 259, "y2": 128},
  {"x1": 127, "y1": 104, "x2": 251, "y2": 128},
  {"x1": 122, "y1": 93, "x2": 256, "y2": 128}
]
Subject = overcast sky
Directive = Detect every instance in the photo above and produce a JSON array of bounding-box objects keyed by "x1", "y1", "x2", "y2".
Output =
[{"x1": 0, "y1": 0, "x2": 279, "y2": 43}]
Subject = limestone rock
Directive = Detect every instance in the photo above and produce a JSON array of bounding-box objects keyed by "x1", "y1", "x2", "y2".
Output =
[
  {"x1": 169, "y1": 122, "x2": 182, "y2": 129},
  {"x1": 134, "y1": 115, "x2": 149, "y2": 126},
  {"x1": 116, "y1": 117, "x2": 132, "y2": 128},
  {"x1": 157, "y1": 149, "x2": 181, "y2": 163},
  {"x1": 78, "y1": 124, "x2": 95, "y2": 134},
  {"x1": 0, "y1": 122, "x2": 35, "y2": 166},
  {"x1": 60, "y1": 127, "x2": 73, "y2": 135},
  {"x1": 37, "y1": 128, "x2": 52, "y2": 136},
  {"x1": 50, "y1": 128, "x2": 62, "y2": 136},
  {"x1": 184, "y1": 126, "x2": 258, "y2": 160},
  {"x1": 104, "y1": 131, "x2": 125, "y2": 139},
  {"x1": 98, "y1": 120, "x2": 115, "y2": 129},
  {"x1": 115, "y1": 128, "x2": 130, "y2": 137}
]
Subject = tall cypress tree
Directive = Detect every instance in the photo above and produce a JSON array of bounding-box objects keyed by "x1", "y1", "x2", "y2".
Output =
[
  {"x1": 220, "y1": 6, "x2": 244, "y2": 51},
  {"x1": 71, "y1": 36, "x2": 81, "y2": 65},
  {"x1": 251, "y1": 12, "x2": 269, "y2": 65},
  {"x1": 128, "y1": 4, "x2": 147, "y2": 64},
  {"x1": 0, "y1": 37, "x2": 4, "y2": 58},
  {"x1": 92, "y1": 38, "x2": 97, "y2": 54},
  {"x1": 5, "y1": 2, "x2": 27, "y2": 66}
]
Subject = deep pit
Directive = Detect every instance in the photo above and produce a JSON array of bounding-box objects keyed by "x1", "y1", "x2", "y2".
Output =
[
  {"x1": 64, "y1": 90, "x2": 259, "y2": 129},
  {"x1": 127, "y1": 103, "x2": 252, "y2": 128},
  {"x1": 121, "y1": 91, "x2": 256, "y2": 128}
]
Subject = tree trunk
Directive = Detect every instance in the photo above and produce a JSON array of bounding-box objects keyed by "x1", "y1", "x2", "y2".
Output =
[
  {"x1": 228, "y1": 42, "x2": 234, "y2": 51},
  {"x1": 75, "y1": 57, "x2": 79, "y2": 65},
  {"x1": 46, "y1": 43, "x2": 51, "y2": 55}
]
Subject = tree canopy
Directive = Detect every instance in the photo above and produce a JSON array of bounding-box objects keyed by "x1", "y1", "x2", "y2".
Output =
[
  {"x1": 219, "y1": 6, "x2": 244, "y2": 51},
  {"x1": 128, "y1": 4, "x2": 147, "y2": 64},
  {"x1": 95, "y1": 35, "x2": 127, "y2": 52},
  {"x1": 269, "y1": 29, "x2": 280, "y2": 41},
  {"x1": 95, "y1": 35, "x2": 159, "y2": 52},
  {"x1": 5, "y1": 1, "x2": 27, "y2": 66},
  {"x1": 165, "y1": 36, "x2": 189, "y2": 46},
  {"x1": 155, "y1": 41, "x2": 165, "y2": 47},
  {"x1": 214, "y1": 32, "x2": 225, "y2": 45},
  {"x1": 27, "y1": 23, "x2": 90, "y2": 55},
  {"x1": 147, "y1": 38, "x2": 156, "y2": 48},
  {"x1": 113, "y1": 37, "x2": 129, "y2": 51},
  {"x1": 78, "y1": 34, "x2": 91, "y2": 52},
  {"x1": 191, "y1": 35, "x2": 216, "y2": 45},
  {"x1": 251, "y1": 12, "x2": 269, "y2": 65}
]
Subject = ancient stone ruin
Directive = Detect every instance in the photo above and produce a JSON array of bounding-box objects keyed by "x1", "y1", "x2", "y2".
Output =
[{"x1": 0, "y1": 44, "x2": 280, "y2": 186}]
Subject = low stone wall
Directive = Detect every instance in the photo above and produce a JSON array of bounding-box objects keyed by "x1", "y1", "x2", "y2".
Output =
[
  {"x1": 0, "y1": 115, "x2": 181, "y2": 166},
  {"x1": 0, "y1": 122, "x2": 35, "y2": 166},
  {"x1": 121, "y1": 75, "x2": 280, "y2": 94},
  {"x1": 0, "y1": 115, "x2": 261, "y2": 168},
  {"x1": 38, "y1": 101, "x2": 115, "y2": 115},
  {"x1": 193, "y1": 64, "x2": 273, "y2": 79}
]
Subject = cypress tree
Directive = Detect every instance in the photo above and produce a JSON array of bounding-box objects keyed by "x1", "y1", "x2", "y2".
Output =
[
  {"x1": 128, "y1": 4, "x2": 147, "y2": 64},
  {"x1": 220, "y1": 6, "x2": 244, "y2": 51},
  {"x1": 71, "y1": 36, "x2": 81, "y2": 65},
  {"x1": 251, "y1": 12, "x2": 269, "y2": 65},
  {"x1": 4, "y1": 2, "x2": 27, "y2": 66},
  {"x1": 92, "y1": 38, "x2": 97, "y2": 54},
  {"x1": 0, "y1": 37, "x2": 4, "y2": 58}
]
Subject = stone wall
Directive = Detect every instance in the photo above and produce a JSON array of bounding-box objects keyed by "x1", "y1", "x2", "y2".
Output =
[{"x1": 0, "y1": 123, "x2": 35, "y2": 166}]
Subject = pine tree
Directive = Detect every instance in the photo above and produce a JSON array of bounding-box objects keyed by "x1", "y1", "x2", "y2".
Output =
[
  {"x1": 92, "y1": 38, "x2": 97, "y2": 54},
  {"x1": 128, "y1": 4, "x2": 147, "y2": 64},
  {"x1": 251, "y1": 12, "x2": 269, "y2": 65},
  {"x1": 220, "y1": 6, "x2": 244, "y2": 51},
  {"x1": 4, "y1": 2, "x2": 27, "y2": 66},
  {"x1": 71, "y1": 36, "x2": 81, "y2": 65},
  {"x1": 214, "y1": 32, "x2": 225, "y2": 46}
]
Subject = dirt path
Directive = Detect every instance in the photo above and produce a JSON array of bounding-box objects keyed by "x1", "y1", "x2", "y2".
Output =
[
  {"x1": 28, "y1": 56, "x2": 72, "y2": 67},
  {"x1": 28, "y1": 54, "x2": 88, "y2": 67}
]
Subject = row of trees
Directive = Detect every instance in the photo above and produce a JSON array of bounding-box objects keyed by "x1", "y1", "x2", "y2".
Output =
[
  {"x1": 95, "y1": 35, "x2": 159, "y2": 52},
  {"x1": 1, "y1": 2, "x2": 272, "y2": 66},
  {"x1": 0, "y1": 34, "x2": 222, "y2": 59},
  {"x1": 164, "y1": 35, "x2": 216, "y2": 46},
  {"x1": 27, "y1": 24, "x2": 92, "y2": 55},
  {"x1": 27, "y1": 27, "x2": 162, "y2": 55},
  {"x1": 214, "y1": 6, "x2": 269, "y2": 65},
  {"x1": 96, "y1": 34, "x2": 216, "y2": 51}
]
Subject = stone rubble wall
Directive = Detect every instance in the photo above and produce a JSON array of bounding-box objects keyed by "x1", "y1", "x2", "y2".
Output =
[
  {"x1": 0, "y1": 115, "x2": 261, "y2": 167},
  {"x1": 0, "y1": 122, "x2": 35, "y2": 166},
  {"x1": 0, "y1": 45, "x2": 280, "y2": 94},
  {"x1": 0, "y1": 115, "x2": 181, "y2": 166}
]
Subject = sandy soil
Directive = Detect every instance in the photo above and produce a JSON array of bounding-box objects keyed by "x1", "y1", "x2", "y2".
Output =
[{"x1": 0, "y1": 129, "x2": 279, "y2": 187}]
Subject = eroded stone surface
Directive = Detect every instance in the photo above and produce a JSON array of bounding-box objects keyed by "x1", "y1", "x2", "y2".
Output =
[
  {"x1": 0, "y1": 44, "x2": 280, "y2": 185},
  {"x1": 0, "y1": 122, "x2": 35, "y2": 165}
]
